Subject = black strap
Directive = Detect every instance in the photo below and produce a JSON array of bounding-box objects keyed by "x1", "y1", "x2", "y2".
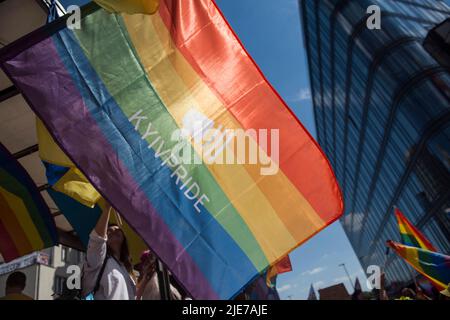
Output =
[{"x1": 93, "y1": 255, "x2": 109, "y2": 295}]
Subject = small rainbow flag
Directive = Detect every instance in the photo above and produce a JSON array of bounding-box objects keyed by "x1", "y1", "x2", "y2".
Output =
[
  {"x1": 266, "y1": 255, "x2": 292, "y2": 287},
  {"x1": 0, "y1": 1, "x2": 342, "y2": 299},
  {"x1": 247, "y1": 275, "x2": 280, "y2": 300},
  {"x1": 0, "y1": 143, "x2": 58, "y2": 262},
  {"x1": 395, "y1": 208, "x2": 436, "y2": 251},
  {"x1": 387, "y1": 240, "x2": 450, "y2": 291}
]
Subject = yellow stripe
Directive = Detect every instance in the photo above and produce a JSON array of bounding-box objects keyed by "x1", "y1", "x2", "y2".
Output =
[
  {"x1": 399, "y1": 220, "x2": 427, "y2": 249},
  {"x1": 123, "y1": 14, "x2": 325, "y2": 260},
  {"x1": 398, "y1": 222, "x2": 408, "y2": 235},
  {"x1": 404, "y1": 245, "x2": 419, "y2": 265},
  {"x1": 0, "y1": 186, "x2": 44, "y2": 250}
]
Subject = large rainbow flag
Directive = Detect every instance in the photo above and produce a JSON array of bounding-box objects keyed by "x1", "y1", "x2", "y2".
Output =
[
  {"x1": 394, "y1": 208, "x2": 437, "y2": 251},
  {"x1": 0, "y1": 143, "x2": 58, "y2": 262},
  {"x1": 387, "y1": 241, "x2": 450, "y2": 291},
  {"x1": 94, "y1": 0, "x2": 160, "y2": 14},
  {"x1": 0, "y1": 1, "x2": 342, "y2": 299}
]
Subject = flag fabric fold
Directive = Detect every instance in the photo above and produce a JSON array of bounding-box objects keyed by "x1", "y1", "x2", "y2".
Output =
[
  {"x1": 38, "y1": 118, "x2": 147, "y2": 263},
  {"x1": 387, "y1": 240, "x2": 450, "y2": 291},
  {"x1": 0, "y1": 0, "x2": 343, "y2": 299},
  {"x1": 37, "y1": 117, "x2": 101, "y2": 208}
]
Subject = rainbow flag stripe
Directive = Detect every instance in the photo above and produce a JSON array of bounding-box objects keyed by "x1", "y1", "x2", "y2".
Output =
[
  {"x1": 395, "y1": 208, "x2": 437, "y2": 251},
  {"x1": 0, "y1": 1, "x2": 342, "y2": 299},
  {"x1": 387, "y1": 241, "x2": 450, "y2": 291},
  {"x1": 266, "y1": 255, "x2": 292, "y2": 287},
  {"x1": 0, "y1": 143, "x2": 58, "y2": 262}
]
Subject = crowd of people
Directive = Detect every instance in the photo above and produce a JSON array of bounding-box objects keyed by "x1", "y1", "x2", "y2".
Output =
[
  {"x1": 1, "y1": 202, "x2": 449, "y2": 300},
  {"x1": 1, "y1": 202, "x2": 185, "y2": 301},
  {"x1": 351, "y1": 273, "x2": 450, "y2": 301}
]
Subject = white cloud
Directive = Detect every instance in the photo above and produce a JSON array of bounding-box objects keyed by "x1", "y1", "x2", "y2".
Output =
[
  {"x1": 321, "y1": 252, "x2": 336, "y2": 260},
  {"x1": 277, "y1": 284, "x2": 292, "y2": 293},
  {"x1": 301, "y1": 266, "x2": 326, "y2": 276},
  {"x1": 343, "y1": 212, "x2": 365, "y2": 233},
  {"x1": 291, "y1": 88, "x2": 312, "y2": 102}
]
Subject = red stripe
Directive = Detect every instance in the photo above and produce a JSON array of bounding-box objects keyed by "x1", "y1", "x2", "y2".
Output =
[
  {"x1": 275, "y1": 255, "x2": 292, "y2": 274},
  {"x1": 0, "y1": 218, "x2": 20, "y2": 262},
  {"x1": 158, "y1": 0, "x2": 343, "y2": 221}
]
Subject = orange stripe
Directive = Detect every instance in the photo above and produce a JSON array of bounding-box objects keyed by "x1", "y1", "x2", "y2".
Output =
[
  {"x1": 158, "y1": 0, "x2": 343, "y2": 221},
  {"x1": 122, "y1": 13, "x2": 326, "y2": 254},
  {"x1": 149, "y1": 13, "x2": 327, "y2": 237},
  {"x1": 122, "y1": 14, "x2": 297, "y2": 259},
  {"x1": 0, "y1": 191, "x2": 33, "y2": 255}
]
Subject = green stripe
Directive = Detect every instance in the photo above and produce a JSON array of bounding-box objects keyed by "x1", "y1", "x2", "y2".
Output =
[
  {"x1": 0, "y1": 168, "x2": 52, "y2": 245},
  {"x1": 400, "y1": 233, "x2": 421, "y2": 248},
  {"x1": 71, "y1": 10, "x2": 268, "y2": 271},
  {"x1": 417, "y1": 249, "x2": 448, "y2": 284}
]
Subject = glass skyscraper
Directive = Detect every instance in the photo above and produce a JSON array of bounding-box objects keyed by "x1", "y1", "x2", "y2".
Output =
[{"x1": 301, "y1": 0, "x2": 450, "y2": 287}]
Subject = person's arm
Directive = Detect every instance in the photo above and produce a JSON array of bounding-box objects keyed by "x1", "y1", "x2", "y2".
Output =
[
  {"x1": 81, "y1": 202, "x2": 112, "y2": 296},
  {"x1": 95, "y1": 202, "x2": 111, "y2": 239},
  {"x1": 87, "y1": 202, "x2": 111, "y2": 267},
  {"x1": 136, "y1": 276, "x2": 151, "y2": 300},
  {"x1": 136, "y1": 263, "x2": 156, "y2": 300}
]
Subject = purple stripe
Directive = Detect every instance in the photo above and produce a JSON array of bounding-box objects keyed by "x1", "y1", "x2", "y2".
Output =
[{"x1": 3, "y1": 37, "x2": 218, "y2": 299}]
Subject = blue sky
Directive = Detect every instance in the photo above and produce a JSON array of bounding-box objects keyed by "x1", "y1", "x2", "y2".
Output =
[
  {"x1": 62, "y1": 0, "x2": 372, "y2": 299},
  {"x1": 217, "y1": 0, "x2": 450, "y2": 299}
]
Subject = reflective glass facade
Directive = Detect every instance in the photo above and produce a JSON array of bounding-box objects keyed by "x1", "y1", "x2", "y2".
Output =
[{"x1": 301, "y1": 0, "x2": 450, "y2": 285}]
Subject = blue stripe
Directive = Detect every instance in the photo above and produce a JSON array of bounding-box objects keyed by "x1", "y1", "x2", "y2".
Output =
[
  {"x1": 52, "y1": 29, "x2": 259, "y2": 298},
  {"x1": 417, "y1": 248, "x2": 450, "y2": 284}
]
